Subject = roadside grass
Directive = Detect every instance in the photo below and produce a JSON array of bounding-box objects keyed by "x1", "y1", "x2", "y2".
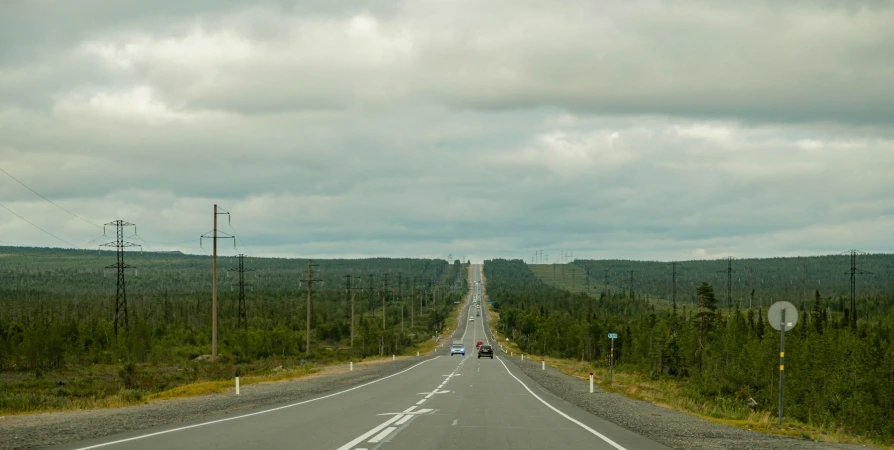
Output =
[
  {"x1": 1, "y1": 270, "x2": 472, "y2": 417},
  {"x1": 0, "y1": 355, "x2": 406, "y2": 416},
  {"x1": 484, "y1": 305, "x2": 891, "y2": 449}
]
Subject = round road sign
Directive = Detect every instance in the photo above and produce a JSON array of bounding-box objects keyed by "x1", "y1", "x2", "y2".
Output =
[{"x1": 767, "y1": 301, "x2": 799, "y2": 332}]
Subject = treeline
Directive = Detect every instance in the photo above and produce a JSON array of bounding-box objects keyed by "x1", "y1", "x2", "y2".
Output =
[
  {"x1": 0, "y1": 246, "x2": 469, "y2": 371},
  {"x1": 571, "y1": 255, "x2": 894, "y2": 320},
  {"x1": 485, "y1": 258, "x2": 894, "y2": 443}
]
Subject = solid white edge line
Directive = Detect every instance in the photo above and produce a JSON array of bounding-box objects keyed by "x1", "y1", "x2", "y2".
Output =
[
  {"x1": 368, "y1": 426, "x2": 397, "y2": 443},
  {"x1": 336, "y1": 415, "x2": 403, "y2": 450},
  {"x1": 495, "y1": 356, "x2": 628, "y2": 450},
  {"x1": 71, "y1": 356, "x2": 440, "y2": 450}
]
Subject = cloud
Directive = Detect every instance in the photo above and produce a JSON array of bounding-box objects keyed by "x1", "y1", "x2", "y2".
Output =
[{"x1": 1, "y1": 0, "x2": 893, "y2": 262}]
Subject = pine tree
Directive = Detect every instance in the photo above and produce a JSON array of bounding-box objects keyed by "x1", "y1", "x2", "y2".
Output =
[
  {"x1": 813, "y1": 289, "x2": 824, "y2": 335},
  {"x1": 694, "y1": 282, "x2": 717, "y2": 371}
]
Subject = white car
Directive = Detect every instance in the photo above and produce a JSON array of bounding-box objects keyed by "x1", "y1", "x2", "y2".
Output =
[{"x1": 469, "y1": 317, "x2": 474, "y2": 321}]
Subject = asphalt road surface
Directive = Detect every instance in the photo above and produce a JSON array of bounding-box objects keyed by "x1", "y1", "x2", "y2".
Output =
[{"x1": 53, "y1": 265, "x2": 668, "y2": 450}]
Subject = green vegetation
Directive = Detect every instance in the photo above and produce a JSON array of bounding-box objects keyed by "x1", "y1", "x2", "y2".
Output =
[
  {"x1": 0, "y1": 246, "x2": 468, "y2": 414},
  {"x1": 572, "y1": 255, "x2": 894, "y2": 317},
  {"x1": 485, "y1": 258, "x2": 894, "y2": 446}
]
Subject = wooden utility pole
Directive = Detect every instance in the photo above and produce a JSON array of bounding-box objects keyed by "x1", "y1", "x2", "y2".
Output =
[
  {"x1": 201, "y1": 205, "x2": 233, "y2": 359},
  {"x1": 305, "y1": 260, "x2": 320, "y2": 356},
  {"x1": 213, "y1": 208, "x2": 218, "y2": 356},
  {"x1": 381, "y1": 274, "x2": 389, "y2": 330},
  {"x1": 350, "y1": 274, "x2": 355, "y2": 348},
  {"x1": 398, "y1": 273, "x2": 404, "y2": 334}
]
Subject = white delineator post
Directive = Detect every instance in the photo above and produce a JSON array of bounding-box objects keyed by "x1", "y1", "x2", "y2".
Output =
[
  {"x1": 393, "y1": 354, "x2": 395, "y2": 361},
  {"x1": 350, "y1": 361, "x2": 353, "y2": 372},
  {"x1": 589, "y1": 373, "x2": 594, "y2": 393},
  {"x1": 521, "y1": 354, "x2": 524, "y2": 361},
  {"x1": 542, "y1": 361, "x2": 545, "y2": 370},
  {"x1": 235, "y1": 376, "x2": 240, "y2": 395}
]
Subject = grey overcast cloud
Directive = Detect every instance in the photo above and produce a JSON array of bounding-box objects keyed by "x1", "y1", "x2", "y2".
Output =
[{"x1": 1, "y1": 0, "x2": 893, "y2": 262}]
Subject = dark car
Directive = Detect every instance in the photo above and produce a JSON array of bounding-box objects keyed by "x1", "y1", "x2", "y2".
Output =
[{"x1": 477, "y1": 344, "x2": 494, "y2": 359}]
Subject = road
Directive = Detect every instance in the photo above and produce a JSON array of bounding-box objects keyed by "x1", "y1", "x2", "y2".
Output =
[{"x1": 55, "y1": 265, "x2": 668, "y2": 450}]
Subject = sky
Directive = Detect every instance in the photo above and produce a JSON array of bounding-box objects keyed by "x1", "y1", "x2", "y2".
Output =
[{"x1": 1, "y1": 0, "x2": 893, "y2": 263}]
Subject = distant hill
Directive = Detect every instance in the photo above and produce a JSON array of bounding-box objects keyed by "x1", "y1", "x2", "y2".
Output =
[{"x1": 0, "y1": 246, "x2": 465, "y2": 297}]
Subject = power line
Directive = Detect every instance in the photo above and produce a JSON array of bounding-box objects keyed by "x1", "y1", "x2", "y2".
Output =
[
  {"x1": 0, "y1": 166, "x2": 102, "y2": 229},
  {"x1": 129, "y1": 234, "x2": 197, "y2": 246},
  {"x1": 0, "y1": 202, "x2": 80, "y2": 248},
  {"x1": 227, "y1": 222, "x2": 251, "y2": 254}
]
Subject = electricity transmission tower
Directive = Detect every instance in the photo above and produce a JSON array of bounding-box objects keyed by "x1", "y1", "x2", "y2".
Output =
[
  {"x1": 101, "y1": 220, "x2": 140, "y2": 335},
  {"x1": 344, "y1": 274, "x2": 358, "y2": 347},
  {"x1": 411, "y1": 276, "x2": 417, "y2": 327},
  {"x1": 230, "y1": 254, "x2": 254, "y2": 328},
  {"x1": 717, "y1": 257, "x2": 735, "y2": 308},
  {"x1": 586, "y1": 268, "x2": 590, "y2": 293},
  {"x1": 381, "y1": 273, "x2": 390, "y2": 330},
  {"x1": 305, "y1": 260, "x2": 321, "y2": 356},
  {"x1": 397, "y1": 272, "x2": 404, "y2": 334},
  {"x1": 367, "y1": 273, "x2": 376, "y2": 313},
  {"x1": 603, "y1": 269, "x2": 609, "y2": 295},
  {"x1": 844, "y1": 250, "x2": 872, "y2": 332},
  {"x1": 200, "y1": 205, "x2": 235, "y2": 359},
  {"x1": 671, "y1": 262, "x2": 677, "y2": 308}
]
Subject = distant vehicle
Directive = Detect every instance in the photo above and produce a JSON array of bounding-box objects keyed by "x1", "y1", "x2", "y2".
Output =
[
  {"x1": 450, "y1": 344, "x2": 465, "y2": 356},
  {"x1": 469, "y1": 317, "x2": 474, "y2": 321},
  {"x1": 476, "y1": 311, "x2": 480, "y2": 317},
  {"x1": 475, "y1": 341, "x2": 483, "y2": 348},
  {"x1": 478, "y1": 345, "x2": 494, "y2": 359}
]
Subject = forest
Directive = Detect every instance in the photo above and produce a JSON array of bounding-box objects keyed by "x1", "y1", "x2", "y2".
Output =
[
  {"x1": 0, "y1": 246, "x2": 468, "y2": 413},
  {"x1": 485, "y1": 258, "x2": 894, "y2": 444},
  {"x1": 570, "y1": 255, "x2": 894, "y2": 319}
]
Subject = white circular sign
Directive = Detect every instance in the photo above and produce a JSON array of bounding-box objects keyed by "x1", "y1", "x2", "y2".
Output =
[{"x1": 768, "y1": 301, "x2": 799, "y2": 332}]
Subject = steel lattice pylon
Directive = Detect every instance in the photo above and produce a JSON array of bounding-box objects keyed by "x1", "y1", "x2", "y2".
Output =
[{"x1": 101, "y1": 220, "x2": 140, "y2": 335}]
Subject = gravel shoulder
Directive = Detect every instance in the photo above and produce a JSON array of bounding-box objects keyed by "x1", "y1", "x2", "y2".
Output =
[
  {"x1": 476, "y1": 292, "x2": 876, "y2": 450},
  {"x1": 0, "y1": 357, "x2": 428, "y2": 450},
  {"x1": 498, "y1": 351, "x2": 876, "y2": 450}
]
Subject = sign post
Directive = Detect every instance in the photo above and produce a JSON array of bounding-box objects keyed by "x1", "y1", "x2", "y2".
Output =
[
  {"x1": 768, "y1": 301, "x2": 798, "y2": 424},
  {"x1": 607, "y1": 333, "x2": 618, "y2": 384}
]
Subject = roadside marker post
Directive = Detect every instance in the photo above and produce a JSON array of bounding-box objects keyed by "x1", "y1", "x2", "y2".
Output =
[
  {"x1": 350, "y1": 361, "x2": 353, "y2": 372},
  {"x1": 521, "y1": 354, "x2": 524, "y2": 361},
  {"x1": 235, "y1": 376, "x2": 240, "y2": 395},
  {"x1": 542, "y1": 361, "x2": 545, "y2": 371},
  {"x1": 608, "y1": 333, "x2": 618, "y2": 384},
  {"x1": 590, "y1": 373, "x2": 594, "y2": 393},
  {"x1": 768, "y1": 301, "x2": 798, "y2": 424}
]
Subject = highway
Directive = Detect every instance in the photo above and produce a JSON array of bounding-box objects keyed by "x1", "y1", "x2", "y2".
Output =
[{"x1": 56, "y1": 265, "x2": 668, "y2": 450}]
